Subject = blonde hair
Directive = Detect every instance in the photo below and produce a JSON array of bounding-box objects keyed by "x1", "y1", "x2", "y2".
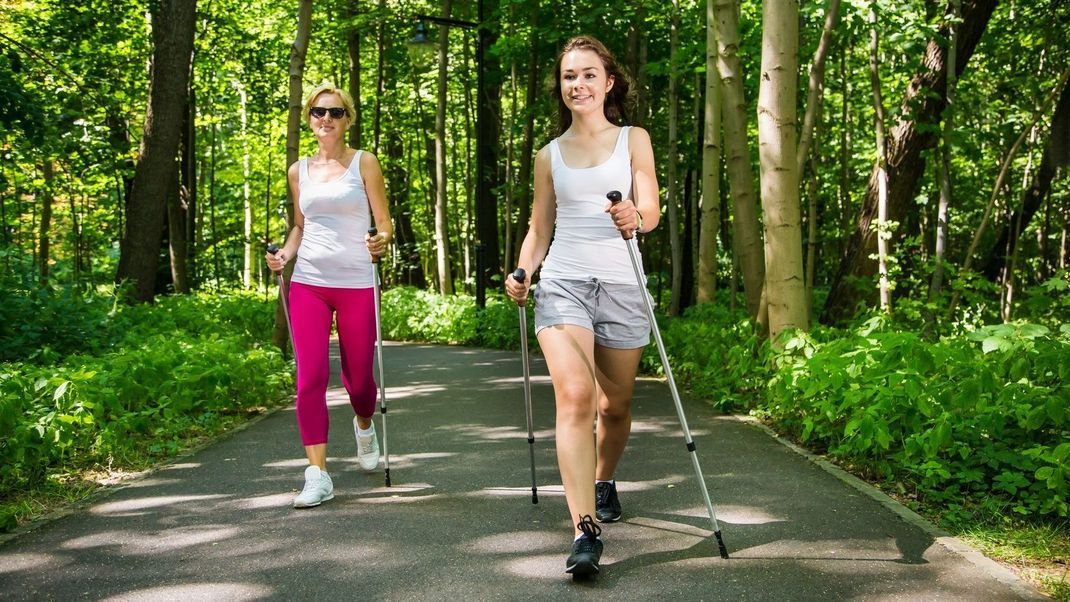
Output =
[{"x1": 302, "y1": 84, "x2": 356, "y2": 123}]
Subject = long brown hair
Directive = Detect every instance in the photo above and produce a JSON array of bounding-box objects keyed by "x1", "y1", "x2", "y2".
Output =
[{"x1": 551, "y1": 36, "x2": 634, "y2": 136}]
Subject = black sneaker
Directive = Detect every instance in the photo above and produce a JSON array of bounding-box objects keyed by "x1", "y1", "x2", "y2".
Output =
[
  {"x1": 565, "y1": 515, "x2": 603, "y2": 577},
  {"x1": 595, "y1": 481, "x2": 622, "y2": 523}
]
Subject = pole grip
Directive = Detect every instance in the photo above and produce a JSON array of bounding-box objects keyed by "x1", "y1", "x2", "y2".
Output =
[
  {"x1": 266, "y1": 243, "x2": 280, "y2": 255},
  {"x1": 511, "y1": 268, "x2": 526, "y2": 307},
  {"x1": 606, "y1": 190, "x2": 634, "y2": 240},
  {"x1": 368, "y1": 227, "x2": 380, "y2": 264}
]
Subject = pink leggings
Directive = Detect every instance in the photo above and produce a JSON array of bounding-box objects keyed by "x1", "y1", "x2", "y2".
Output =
[{"x1": 288, "y1": 281, "x2": 377, "y2": 446}]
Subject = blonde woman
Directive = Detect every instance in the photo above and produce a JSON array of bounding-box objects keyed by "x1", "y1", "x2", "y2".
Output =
[{"x1": 266, "y1": 84, "x2": 393, "y2": 508}]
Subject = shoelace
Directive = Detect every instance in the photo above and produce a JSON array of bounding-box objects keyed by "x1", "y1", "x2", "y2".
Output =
[
  {"x1": 300, "y1": 473, "x2": 323, "y2": 496},
  {"x1": 576, "y1": 514, "x2": 602, "y2": 542},
  {"x1": 358, "y1": 434, "x2": 375, "y2": 456},
  {"x1": 595, "y1": 483, "x2": 611, "y2": 507}
]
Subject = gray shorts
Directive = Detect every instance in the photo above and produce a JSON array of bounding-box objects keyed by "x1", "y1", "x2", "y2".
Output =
[{"x1": 533, "y1": 278, "x2": 651, "y2": 349}]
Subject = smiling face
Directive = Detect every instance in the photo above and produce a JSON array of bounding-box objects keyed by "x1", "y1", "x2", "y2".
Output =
[
  {"x1": 308, "y1": 91, "x2": 349, "y2": 141},
  {"x1": 559, "y1": 49, "x2": 614, "y2": 118}
]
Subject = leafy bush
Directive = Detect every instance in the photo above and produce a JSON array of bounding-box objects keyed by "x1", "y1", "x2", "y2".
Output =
[
  {"x1": 0, "y1": 288, "x2": 292, "y2": 524},
  {"x1": 763, "y1": 319, "x2": 1069, "y2": 519},
  {"x1": 380, "y1": 286, "x2": 532, "y2": 349}
]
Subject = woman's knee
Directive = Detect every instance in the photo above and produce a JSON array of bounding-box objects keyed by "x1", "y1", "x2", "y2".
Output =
[
  {"x1": 555, "y1": 383, "x2": 596, "y2": 423},
  {"x1": 598, "y1": 395, "x2": 632, "y2": 421}
]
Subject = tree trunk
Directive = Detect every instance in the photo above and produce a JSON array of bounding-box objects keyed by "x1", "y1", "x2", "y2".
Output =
[
  {"x1": 476, "y1": 0, "x2": 503, "y2": 303},
  {"x1": 433, "y1": 0, "x2": 454, "y2": 295},
  {"x1": 277, "y1": 0, "x2": 313, "y2": 350},
  {"x1": 869, "y1": 2, "x2": 891, "y2": 313},
  {"x1": 183, "y1": 81, "x2": 197, "y2": 288},
  {"x1": 758, "y1": 0, "x2": 806, "y2": 340},
  {"x1": 347, "y1": 0, "x2": 362, "y2": 149},
  {"x1": 796, "y1": 0, "x2": 842, "y2": 176},
  {"x1": 237, "y1": 80, "x2": 252, "y2": 288},
  {"x1": 513, "y1": 1, "x2": 539, "y2": 266},
  {"x1": 713, "y1": 0, "x2": 765, "y2": 320},
  {"x1": 698, "y1": 32, "x2": 722, "y2": 302},
  {"x1": 167, "y1": 165, "x2": 189, "y2": 293},
  {"x1": 981, "y1": 71, "x2": 1070, "y2": 281},
  {"x1": 373, "y1": 0, "x2": 386, "y2": 154},
  {"x1": 929, "y1": 0, "x2": 959, "y2": 301},
  {"x1": 821, "y1": 0, "x2": 997, "y2": 323},
  {"x1": 666, "y1": 0, "x2": 683, "y2": 316},
  {"x1": 37, "y1": 160, "x2": 54, "y2": 284},
  {"x1": 115, "y1": 0, "x2": 197, "y2": 302}
]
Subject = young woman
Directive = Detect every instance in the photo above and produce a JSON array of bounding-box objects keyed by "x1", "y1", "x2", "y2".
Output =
[
  {"x1": 505, "y1": 36, "x2": 660, "y2": 577},
  {"x1": 266, "y1": 84, "x2": 393, "y2": 508}
]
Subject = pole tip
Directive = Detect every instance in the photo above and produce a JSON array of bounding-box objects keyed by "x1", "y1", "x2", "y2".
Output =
[
  {"x1": 715, "y1": 531, "x2": 729, "y2": 559},
  {"x1": 532, "y1": 489, "x2": 539, "y2": 505}
]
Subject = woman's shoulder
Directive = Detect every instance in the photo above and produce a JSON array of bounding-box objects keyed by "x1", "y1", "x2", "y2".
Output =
[{"x1": 626, "y1": 125, "x2": 651, "y2": 143}]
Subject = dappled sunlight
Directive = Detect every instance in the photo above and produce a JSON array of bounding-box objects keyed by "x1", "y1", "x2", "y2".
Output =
[
  {"x1": 467, "y1": 530, "x2": 560, "y2": 554},
  {"x1": 100, "y1": 582, "x2": 274, "y2": 601},
  {"x1": 354, "y1": 493, "x2": 443, "y2": 504},
  {"x1": 233, "y1": 492, "x2": 293, "y2": 510},
  {"x1": 351, "y1": 482, "x2": 434, "y2": 495},
  {"x1": 629, "y1": 419, "x2": 672, "y2": 434},
  {"x1": 482, "y1": 375, "x2": 552, "y2": 386},
  {"x1": 474, "y1": 486, "x2": 565, "y2": 499},
  {"x1": 0, "y1": 552, "x2": 70, "y2": 574},
  {"x1": 616, "y1": 475, "x2": 688, "y2": 492},
  {"x1": 262, "y1": 458, "x2": 312, "y2": 469},
  {"x1": 90, "y1": 494, "x2": 230, "y2": 515},
  {"x1": 625, "y1": 516, "x2": 712, "y2": 538},
  {"x1": 379, "y1": 383, "x2": 447, "y2": 399},
  {"x1": 670, "y1": 503, "x2": 782, "y2": 525},
  {"x1": 503, "y1": 554, "x2": 570, "y2": 579},
  {"x1": 62, "y1": 525, "x2": 241, "y2": 554},
  {"x1": 741, "y1": 539, "x2": 912, "y2": 563}
]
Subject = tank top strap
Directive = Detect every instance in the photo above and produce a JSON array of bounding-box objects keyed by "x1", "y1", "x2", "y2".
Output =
[
  {"x1": 350, "y1": 149, "x2": 364, "y2": 183},
  {"x1": 613, "y1": 126, "x2": 631, "y2": 158},
  {"x1": 298, "y1": 158, "x2": 309, "y2": 184},
  {"x1": 548, "y1": 138, "x2": 563, "y2": 170}
]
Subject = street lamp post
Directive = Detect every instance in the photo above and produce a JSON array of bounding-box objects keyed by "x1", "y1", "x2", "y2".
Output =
[{"x1": 409, "y1": 1, "x2": 492, "y2": 308}]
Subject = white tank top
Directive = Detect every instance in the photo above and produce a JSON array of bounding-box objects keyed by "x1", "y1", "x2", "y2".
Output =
[
  {"x1": 291, "y1": 151, "x2": 374, "y2": 288},
  {"x1": 540, "y1": 126, "x2": 641, "y2": 284}
]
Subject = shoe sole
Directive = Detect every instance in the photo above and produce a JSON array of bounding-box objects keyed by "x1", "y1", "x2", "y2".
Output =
[
  {"x1": 565, "y1": 560, "x2": 600, "y2": 577},
  {"x1": 595, "y1": 513, "x2": 621, "y2": 523},
  {"x1": 293, "y1": 493, "x2": 334, "y2": 509},
  {"x1": 358, "y1": 460, "x2": 380, "y2": 472}
]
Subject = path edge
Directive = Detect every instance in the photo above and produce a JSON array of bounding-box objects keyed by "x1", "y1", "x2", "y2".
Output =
[{"x1": 733, "y1": 415, "x2": 1047, "y2": 601}]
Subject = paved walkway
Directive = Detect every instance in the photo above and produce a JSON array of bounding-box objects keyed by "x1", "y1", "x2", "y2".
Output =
[{"x1": 0, "y1": 343, "x2": 1043, "y2": 600}]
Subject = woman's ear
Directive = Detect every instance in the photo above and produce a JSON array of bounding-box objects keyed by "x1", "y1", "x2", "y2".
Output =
[{"x1": 605, "y1": 74, "x2": 615, "y2": 94}]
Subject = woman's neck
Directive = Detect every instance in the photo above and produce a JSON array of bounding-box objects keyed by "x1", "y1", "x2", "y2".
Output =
[
  {"x1": 314, "y1": 141, "x2": 349, "y2": 161},
  {"x1": 566, "y1": 112, "x2": 614, "y2": 138}
]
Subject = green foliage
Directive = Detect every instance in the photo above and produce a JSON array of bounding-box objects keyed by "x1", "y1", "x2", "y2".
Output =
[
  {"x1": 0, "y1": 288, "x2": 292, "y2": 529},
  {"x1": 762, "y1": 319, "x2": 1069, "y2": 520},
  {"x1": 380, "y1": 286, "x2": 532, "y2": 349}
]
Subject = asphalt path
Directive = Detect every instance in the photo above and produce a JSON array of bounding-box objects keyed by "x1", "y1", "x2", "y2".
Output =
[{"x1": 0, "y1": 342, "x2": 1042, "y2": 600}]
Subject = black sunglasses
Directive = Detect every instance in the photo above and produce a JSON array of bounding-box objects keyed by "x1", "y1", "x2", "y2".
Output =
[{"x1": 309, "y1": 106, "x2": 347, "y2": 119}]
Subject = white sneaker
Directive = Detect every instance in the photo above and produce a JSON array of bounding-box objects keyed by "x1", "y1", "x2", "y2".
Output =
[
  {"x1": 293, "y1": 465, "x2": 334, "y2": 508},
  {"x1": 354, "y1": 417, "x2": 381, "y2": 472}
]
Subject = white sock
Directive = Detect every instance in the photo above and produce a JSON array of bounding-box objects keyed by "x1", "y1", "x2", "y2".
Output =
[
  {"x1": 596, "y1": 479, "x2": 614, "y2": 485},
  {"x1": 357, "y1": 424, "x2": 375, "y2": 437}
]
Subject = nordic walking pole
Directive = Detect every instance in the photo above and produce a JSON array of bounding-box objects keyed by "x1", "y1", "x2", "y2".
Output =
[
  {"x1": 607, "y1": 190, "x2": 729, "y2": 559},
  {"x1": 368, "y1": 227, "x2": 391, "y2": 487},
  {"x1": 266, "y1": 243, "x2": 296, "y2": 358},
  {"x1": 511, "y1": 268, "x2": 539, "y2": 505}
]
